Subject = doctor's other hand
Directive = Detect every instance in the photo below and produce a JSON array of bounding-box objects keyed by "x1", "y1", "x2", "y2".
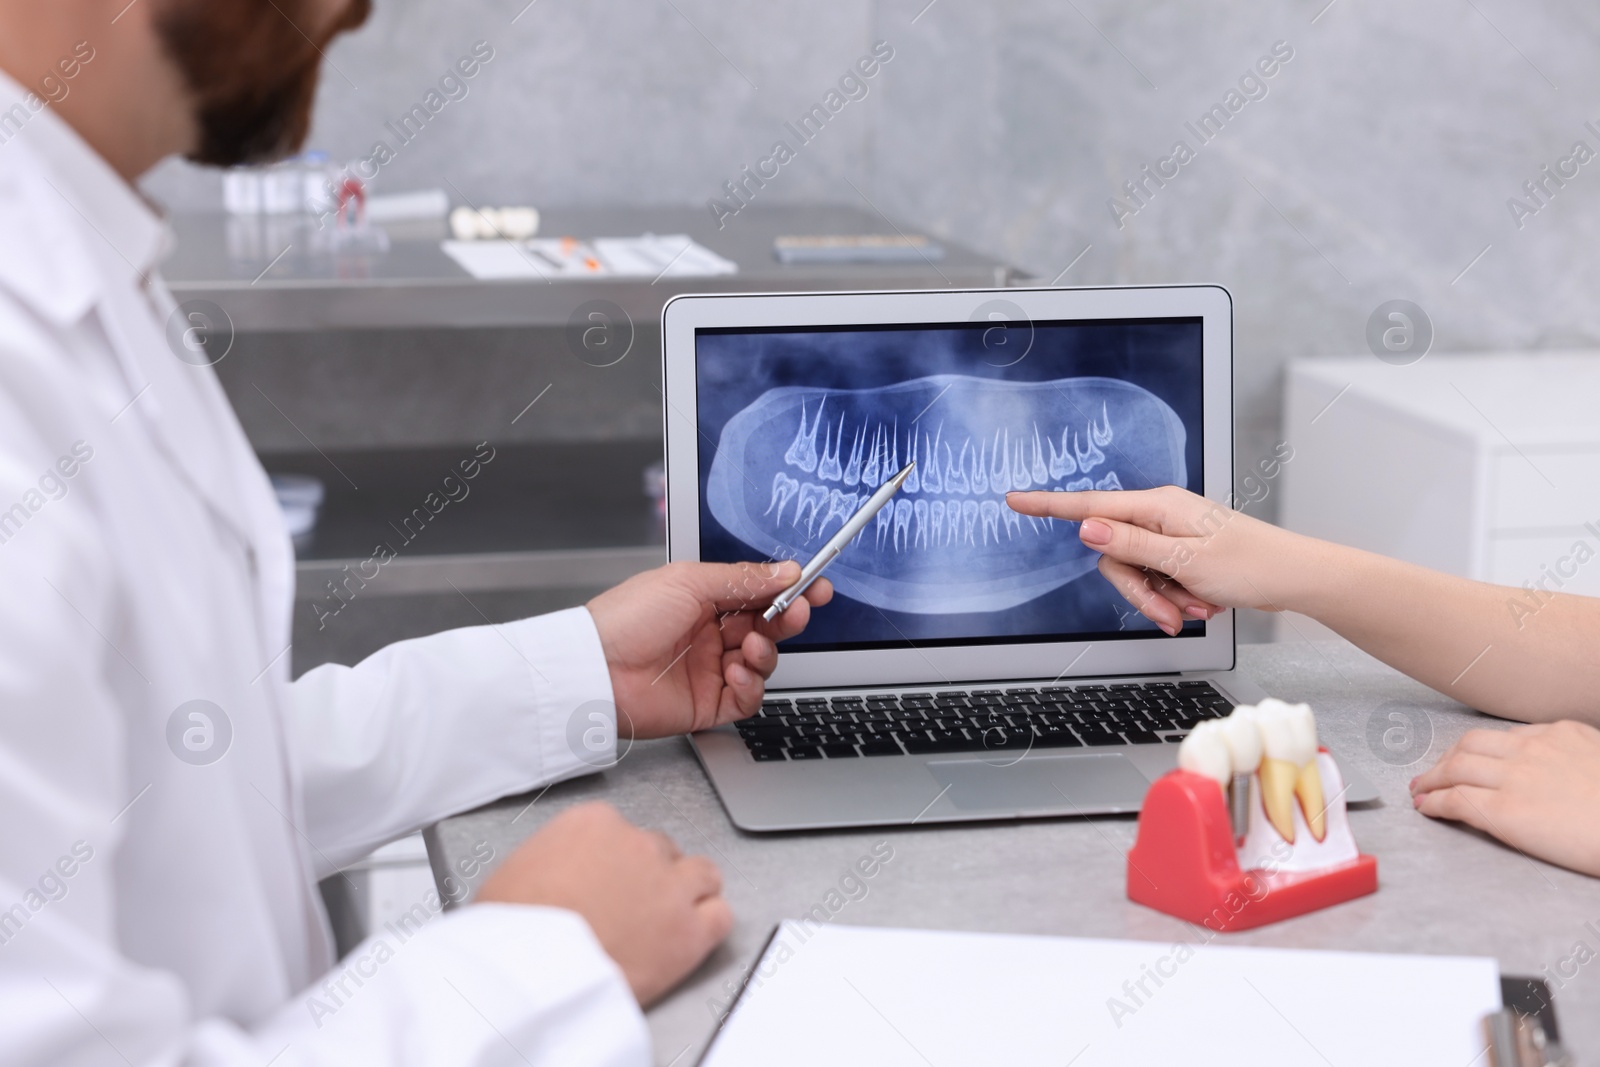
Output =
[
  {"x1": 476, "y1": 802, "x2": 731, "y2": 1007},
  {"x1": 1006, "y1": 486, "x2": 1317, "y2": 635},
  {"x1": 1410, "y1": 722, "x2": 1600, "y2": 878},
  {"x1": 586, "y1": 561, "x2": 832, "y2": 738}
]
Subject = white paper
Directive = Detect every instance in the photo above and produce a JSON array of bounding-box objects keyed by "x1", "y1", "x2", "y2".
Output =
[
  {"x1": 440, "y1": 240, "x2": 555, "y2": 280},
  {"x1": 702, "y1": 923, "x2": 1500, "y2": 1067},
  {"x1": 442, "y1": 234, "x2": 736, "y2": 280}
]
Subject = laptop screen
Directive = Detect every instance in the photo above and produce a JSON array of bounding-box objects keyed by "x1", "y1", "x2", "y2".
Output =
[{"x1": 695, "y1": 317, "x2": 1205, "y2": 653}]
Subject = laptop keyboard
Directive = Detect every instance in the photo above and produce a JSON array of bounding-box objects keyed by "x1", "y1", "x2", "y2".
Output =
[{"x1": 735, "y1": 681, "x2": 1234, "y2": 761}]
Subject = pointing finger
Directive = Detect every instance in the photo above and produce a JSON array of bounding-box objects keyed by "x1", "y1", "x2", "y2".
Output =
[{"x1": 1007, "y1": 487, "x2": 1178, "y2": 528}]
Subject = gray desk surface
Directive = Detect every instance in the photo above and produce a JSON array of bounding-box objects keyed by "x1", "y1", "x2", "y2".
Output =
[
  {"x1": 425, "y1": 639, "x2": 1600, "y2": 1064},
  {"x1": 164, "y1": 203, "x2": 1021, "y2": 332}
]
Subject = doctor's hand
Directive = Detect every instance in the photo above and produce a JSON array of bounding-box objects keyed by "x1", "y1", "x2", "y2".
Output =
[
  {"x1": 476, "y1": 802, "x2": 731, "y2": 1006},
  {"x1": 586, "y1": 561, "x2": 832, "y2": 738},
  {"x1": 1410, "y1": 721, "x2": 1600, "y2": 878},
  {"x1": 1006, "y1": 486, "x2": 1315, "y2": 636}
]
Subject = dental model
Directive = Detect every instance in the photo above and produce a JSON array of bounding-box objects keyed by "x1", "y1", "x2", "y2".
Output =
[
  {"x1": 1132, "y1": 698, "x2": 1375, "y2": 930},
  {"x1": 1177, "y1": 699, "x2": 1328, "y2": 846}
]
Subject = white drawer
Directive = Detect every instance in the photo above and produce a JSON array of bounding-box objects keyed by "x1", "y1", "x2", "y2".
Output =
[
  {"x1": 1491, "y1": 450, "x2": 1600, "y2": 530},
  {"x1": 1485, "y1": 532, "x2": 1600, "y2": 596}
]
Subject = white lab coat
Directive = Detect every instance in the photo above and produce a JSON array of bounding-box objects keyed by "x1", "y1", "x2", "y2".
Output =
[{"x1": 0, "y1": 75, "x2": 649, "y2": 1066}]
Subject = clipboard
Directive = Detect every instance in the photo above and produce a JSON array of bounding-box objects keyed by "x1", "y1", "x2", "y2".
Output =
[
  {"x1": 700, "y1": 921, "x2": 1561, "y2": 1062},
  {"x1": 698, "y1": 924, "x2": 781, "y2": 1064}
]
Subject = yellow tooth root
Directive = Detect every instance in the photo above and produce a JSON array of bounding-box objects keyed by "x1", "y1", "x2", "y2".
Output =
[
  {"x1": 1295, "y1": 760, "x2": 1327, "y2": 842},
  {"x1": 1258, "y1": 757, "x2": 1298, "y2": 844}
]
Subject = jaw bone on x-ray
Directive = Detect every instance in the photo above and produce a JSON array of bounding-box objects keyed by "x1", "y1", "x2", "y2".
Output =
[{"x1": 706, "y1": 373, "x2": 1187, "y2": 615}]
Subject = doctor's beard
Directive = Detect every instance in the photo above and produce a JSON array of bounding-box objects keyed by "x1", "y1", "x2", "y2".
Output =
[{"x1": 153, "y1": 0, "x2": 373, "y2": 167}]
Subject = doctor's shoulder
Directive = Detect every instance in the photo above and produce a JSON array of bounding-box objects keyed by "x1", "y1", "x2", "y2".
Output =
[{"x1": 0, "y1": 249, "x2": 112, "y2": 486}]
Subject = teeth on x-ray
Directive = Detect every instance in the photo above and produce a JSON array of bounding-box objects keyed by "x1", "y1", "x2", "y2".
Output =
[
  {"x1": 816, "y1": 418, "x2": 844, "y2": 482},
  {"x1": 783, "y1": 398, "x2": 822, "y2": 473},
  {"x1": 707, "y1": 374, "x2": 1187, "y2": 614}
]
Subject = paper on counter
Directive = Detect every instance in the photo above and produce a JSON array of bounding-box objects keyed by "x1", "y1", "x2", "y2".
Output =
[
  {"x1": 441, "y1": 234, "x2": 736, "y2": 280},
  {"x1": 439, "y1": 240, "x2": 550, "y2": 280},
  {"x1": 701, "y1": 922, "x2": 1501, "y2": 1067}
]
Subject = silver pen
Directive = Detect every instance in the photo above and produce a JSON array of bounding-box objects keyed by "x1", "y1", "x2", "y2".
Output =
[{"x1": 761, "y1": 461, "x2": 915, "y2": 622}]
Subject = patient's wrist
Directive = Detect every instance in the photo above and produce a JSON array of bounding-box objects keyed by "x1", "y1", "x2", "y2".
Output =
[{"x1": 1283, "y1": 535, "x2": 1365, "y2": 620}]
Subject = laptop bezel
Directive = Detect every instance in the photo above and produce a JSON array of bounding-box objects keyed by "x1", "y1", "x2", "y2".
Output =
[{"x1": 662, "y1": 284, "x2": 1236, "y2": 690}]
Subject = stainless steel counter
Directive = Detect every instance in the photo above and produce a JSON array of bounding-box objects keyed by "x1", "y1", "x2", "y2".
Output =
[{"x1": 165, "y1": 203, "x2": 1022, "y2": 331}]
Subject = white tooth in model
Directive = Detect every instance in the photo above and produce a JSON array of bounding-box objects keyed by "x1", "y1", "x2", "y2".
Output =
[
  {"x1": 1218, "y1": 712, "x2": 1263, "y2": 773},
  {"x1": 1176, "y1": 721, "x2": 1232, "y2": 786}
]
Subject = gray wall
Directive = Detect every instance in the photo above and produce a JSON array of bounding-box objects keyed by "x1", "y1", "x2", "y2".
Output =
[{"x1": 146, "y1": 0, "x2": 1600, "y2": 513}]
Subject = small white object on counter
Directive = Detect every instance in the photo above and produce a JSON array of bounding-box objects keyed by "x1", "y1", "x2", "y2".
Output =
[
  {"x1": 222, "y1": 167, "x2": 264, "y2": 214},
  {"x1": 261, "y1": 162, "x2": 304, "y2": 215},
  {"x1": 450, "y1": 204, "x2": 540, "y2": 240}
]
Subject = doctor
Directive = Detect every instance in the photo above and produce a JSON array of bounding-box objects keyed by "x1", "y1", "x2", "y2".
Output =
[{"x1": 0, "y1": 1, "x2": 829, "y2": 1064}]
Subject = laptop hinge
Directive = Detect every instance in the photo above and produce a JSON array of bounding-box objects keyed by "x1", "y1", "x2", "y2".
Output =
[{"x1": 770, "y1": 670, "x2": 1191, "y2": 696}]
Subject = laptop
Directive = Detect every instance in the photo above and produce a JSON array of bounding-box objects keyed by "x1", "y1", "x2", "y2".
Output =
[{"x1": 662, "y1": 284, "x2": 1376, "y2": 831}]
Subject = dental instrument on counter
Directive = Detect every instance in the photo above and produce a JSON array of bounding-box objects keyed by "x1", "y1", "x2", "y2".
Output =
[{"x1": 761, "y1": 460, "x2": 915, "y2": 622}]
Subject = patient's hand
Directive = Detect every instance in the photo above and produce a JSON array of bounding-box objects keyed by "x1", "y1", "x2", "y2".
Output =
[
  {"x1": 587, "y1": 561, "x2": 831, "y2": 738},
  {"x1": 1006, "y1": 486, "x2": 1313, "y2": 635},
  {"x1": 1411, "y1": 721, "x2": 1600, "y2": 877},
  {"x1": 476, "y1": 802, "x2": 731, "y2": 1007}
]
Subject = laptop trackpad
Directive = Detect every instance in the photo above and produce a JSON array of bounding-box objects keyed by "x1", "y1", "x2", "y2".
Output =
[{"x1": 927, "y1": 754, "x2": 1149, "y2": 813}]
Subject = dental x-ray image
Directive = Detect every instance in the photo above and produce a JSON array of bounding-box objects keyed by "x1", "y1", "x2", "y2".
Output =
[{"x1": 695, "y1": 318, "x2": 1205, "y2": 651}]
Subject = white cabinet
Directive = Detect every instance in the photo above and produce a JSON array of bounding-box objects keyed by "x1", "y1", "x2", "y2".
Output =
[{"x1": 1280, "y1": 352, "x2": 1600, "y2": 602}]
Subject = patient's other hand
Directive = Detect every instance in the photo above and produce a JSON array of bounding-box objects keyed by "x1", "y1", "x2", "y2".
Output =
[{"x1": 1411, "y1": 721, "x2": 1600, "y2": 877}]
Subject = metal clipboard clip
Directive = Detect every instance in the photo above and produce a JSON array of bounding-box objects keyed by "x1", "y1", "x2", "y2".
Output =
[{"x1": 1486, "y1": 977, "x2": 1573, "y2": 1067}]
